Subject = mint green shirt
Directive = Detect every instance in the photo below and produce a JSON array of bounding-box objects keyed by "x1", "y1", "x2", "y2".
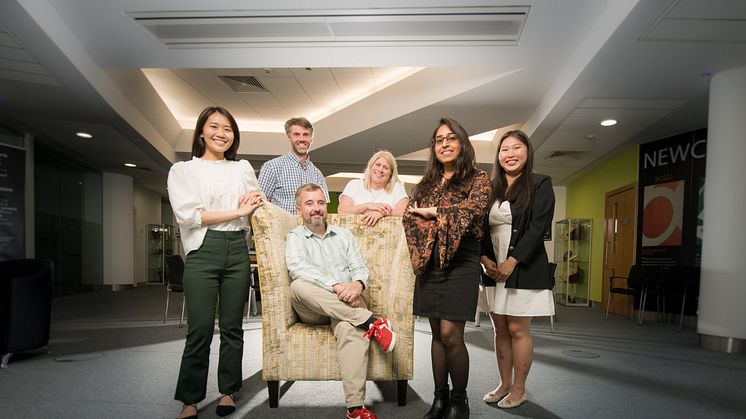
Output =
[{"x1": 285, "y1": 223, "x2": 369, "y2": 292}]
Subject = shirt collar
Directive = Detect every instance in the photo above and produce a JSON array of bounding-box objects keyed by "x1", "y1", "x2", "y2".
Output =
[
  {"x1": 300, "y1": 222, "x2": 338, "y2": 238},
  {"x1": 285, "y1": 151, "x2": 312, "y2": 168}
]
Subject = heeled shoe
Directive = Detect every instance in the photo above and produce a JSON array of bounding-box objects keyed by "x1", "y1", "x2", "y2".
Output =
[
  {"x1": 177, "y1": 404, "x2": 198, "y2": 419},
  {"x1": 483, "y1": 388, "x2": 510, "y2": 403},
  {"x1": 216, "y1": 394, "x2": 236, "y2": 417},
  {"x1": 497, "y1": 392, "x2": 528, "y2": 408}
]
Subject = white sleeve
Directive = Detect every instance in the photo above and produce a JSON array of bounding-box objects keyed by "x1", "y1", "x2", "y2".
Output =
[
  {"x1": 392, "y1": 182, "x2": 409, "y2": 203},
  {"x1": 340, "y1": 179, "x2": 361, "y2": 202},
  {"x1": 167, "y1": 162, "x2": 203, "y2": 229},
  {"x1": 240, "y1": 160, "x2": 262, "y2": 193}
]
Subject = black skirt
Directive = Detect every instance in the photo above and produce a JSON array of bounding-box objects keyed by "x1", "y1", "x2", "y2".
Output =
[{"x1": 413, "y1": 236, "x2": 481, "y2": 322}]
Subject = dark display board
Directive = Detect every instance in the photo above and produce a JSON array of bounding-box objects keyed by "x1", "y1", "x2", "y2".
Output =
[
  {"x1": 636, "y1": 129, "x2": 706, "y2": 268},
  {"x1": 0, "y1": 143, "x2": 25, "y2": 260}
]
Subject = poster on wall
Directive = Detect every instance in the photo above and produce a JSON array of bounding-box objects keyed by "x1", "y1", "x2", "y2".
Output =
[
  {"x1": 0, "y1": 143, "x2": 25, "y2": 261},
  {"x1": 636, "y1": 129, "x2": 706, "y2": 267}
]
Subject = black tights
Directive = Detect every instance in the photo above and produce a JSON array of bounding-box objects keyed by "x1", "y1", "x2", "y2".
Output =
[{"x1": 429, "y1": 317, "x2": 469, "y2": 394}]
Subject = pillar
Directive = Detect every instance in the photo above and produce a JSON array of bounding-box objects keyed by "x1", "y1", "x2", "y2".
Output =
[{"x1": 698, "y1": 66, "x2": 746, "y2": 353}]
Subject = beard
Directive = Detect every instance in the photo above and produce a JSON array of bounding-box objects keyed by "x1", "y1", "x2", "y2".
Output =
[{"x1": 307, "y1": 212, "x2": 325, "y2": 227}]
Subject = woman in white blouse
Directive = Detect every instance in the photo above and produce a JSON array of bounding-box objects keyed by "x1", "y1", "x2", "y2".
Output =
[
  {"x1": 167, "y1": 106, "x2": 263, "y2": 419},
  {"x1": 338, "y1": 150, "x2": 409, "y2": 226}
]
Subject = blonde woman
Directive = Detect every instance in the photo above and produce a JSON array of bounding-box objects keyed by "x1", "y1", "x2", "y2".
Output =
[{"x1": 338, "y1": 150, "x2": 408, "y2": 226}]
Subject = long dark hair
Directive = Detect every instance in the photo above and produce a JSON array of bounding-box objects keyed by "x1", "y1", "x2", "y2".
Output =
[
  {"x1": 490, "y1": 129, "x2": 534, "y2": 210},
  {"x1": 412, "y1": 117, "x2": 478, "y2": 202},
  {"x1": 191, "y1": 106, "x2": 240, "y2": 160}
]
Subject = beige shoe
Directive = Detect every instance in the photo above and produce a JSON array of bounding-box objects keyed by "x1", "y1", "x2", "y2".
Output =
[
  {"x1": 497, "y1": 392, "x2": 528, "y2": 408},
  {"x1": 483, "y1": 388, "x2": 510, "y2": 403}
]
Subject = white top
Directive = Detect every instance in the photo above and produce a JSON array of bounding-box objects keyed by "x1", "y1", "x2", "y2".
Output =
[
  {"x1": 340, "y1": 179, "x2": 408, "y2": 207},
  {"x1": 488, "y1": 200, "x2": 513, "y2": 264},
  {"x1": 167, "y1": 157, "x2": 261, "y2": 254}
]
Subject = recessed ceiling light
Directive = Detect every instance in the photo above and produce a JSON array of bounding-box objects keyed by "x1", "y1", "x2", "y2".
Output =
[
  {"x1": 76, "y1": 132, "x2": 93, "y2": 139},
  {"x1": 124, "y1": 163, "x2": 137, "y2": 168},
  {"x1": 600, "y1": 119, "x2": 617, "y2": 127}
]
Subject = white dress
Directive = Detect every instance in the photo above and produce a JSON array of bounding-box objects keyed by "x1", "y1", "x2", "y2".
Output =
[{"x1": 478, "y1": 200, "x2": 555, "y2": 316}]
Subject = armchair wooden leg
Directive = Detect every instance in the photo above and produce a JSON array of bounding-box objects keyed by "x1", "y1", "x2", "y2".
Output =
[
  {"x1": 268, "y1": 380, "x2": 279, "y2": 408},
  {"x1": 397, "y1": 380, "x2": 407, "y2": 406}
]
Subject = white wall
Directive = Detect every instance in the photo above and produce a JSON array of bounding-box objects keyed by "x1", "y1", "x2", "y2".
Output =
[
  {"x1": 545, "y1": 185, "x2": 567, "y2": 262},
  {"x1": 133, "y1": 185, "x2": 162, "y2": 284},
  {"x1": 103, "y1": 172, "x2": 134, "y2": 287}
]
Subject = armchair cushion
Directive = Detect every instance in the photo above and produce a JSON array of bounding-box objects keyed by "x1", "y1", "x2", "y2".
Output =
[{"x1": 251, "y1": 202, "x2": 415, "y2": 382}]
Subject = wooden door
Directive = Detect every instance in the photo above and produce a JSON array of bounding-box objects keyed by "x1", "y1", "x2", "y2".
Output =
[{"x1": 602, "y1": 183, "x2": 637, "y2": 318}]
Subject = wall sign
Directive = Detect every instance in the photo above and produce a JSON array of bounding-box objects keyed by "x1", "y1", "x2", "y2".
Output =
[
  {"x1": 636, "y1": 129, "x2": 706, "y2": 268},
  {"x1": 0, "y1": 143, "x2": 25, "y2": 260}
]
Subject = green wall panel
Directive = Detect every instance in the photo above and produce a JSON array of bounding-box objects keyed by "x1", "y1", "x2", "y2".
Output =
[{"x1": 566, "y1": 146, "x2": 639, "y2": 302}]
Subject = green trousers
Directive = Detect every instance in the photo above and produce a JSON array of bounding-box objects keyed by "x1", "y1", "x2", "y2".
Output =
[{"x1": 174, "y1": 230, "x2": 249, "y2": 404}]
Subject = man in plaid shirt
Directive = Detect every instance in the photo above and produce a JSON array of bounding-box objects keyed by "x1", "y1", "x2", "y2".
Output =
[{"x1": 258, "y1": 117, "x2": 330, "y2": 214}]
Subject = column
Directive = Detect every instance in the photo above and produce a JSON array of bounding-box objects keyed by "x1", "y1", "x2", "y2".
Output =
[
  {"x1": 102, "y1": 172, "x2": 134, "y2": 290},
  {"x1": 698, "y1": 66, "x2": 746, "y2": 353}
]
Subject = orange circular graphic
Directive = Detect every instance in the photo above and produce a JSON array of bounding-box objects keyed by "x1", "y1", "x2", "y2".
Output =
[{"x1": 642, "y1": 196, "x2": 673, "y2": 238}]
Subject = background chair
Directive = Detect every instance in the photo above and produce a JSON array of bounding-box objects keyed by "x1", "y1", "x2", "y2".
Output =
[
  {"x1": 548, "y1": 261, "x2": 557, "y2": 332},
  {"x1": 251, "y1": 202, "x2": 415, "y2": 408},
  {"x1": 605, "y1": 264, "x2": 660, "y2": 325},
  {"x1": 660, "y1": 266, "x2": 701, "y2": 331},
  {"x1": 0, "y1": 259, "x2": 53, "y2": 368},
  {"x1": 244, "y1": 265, "x2": 258, "y2": 321},
  {"x1": 163, "y1": 254, "x2": 186, "y2": 327}
]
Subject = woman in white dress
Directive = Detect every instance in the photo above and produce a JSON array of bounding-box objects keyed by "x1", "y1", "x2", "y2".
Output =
[
  {"x1": 478, "y1": 130, "x2": 555, "y2": 409},
  {"x1": 338, "y1": 150, "x2": 408, "y2": 226}
]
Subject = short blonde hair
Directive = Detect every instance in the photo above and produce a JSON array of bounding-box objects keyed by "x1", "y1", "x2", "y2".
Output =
[{"x1": 363, "y1": 150, "x2": 400, "y2": 193}]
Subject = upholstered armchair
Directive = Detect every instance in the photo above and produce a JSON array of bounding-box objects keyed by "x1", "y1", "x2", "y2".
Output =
[{"x1": 251, "y1": 202, "x2": 415, "y2": 408}]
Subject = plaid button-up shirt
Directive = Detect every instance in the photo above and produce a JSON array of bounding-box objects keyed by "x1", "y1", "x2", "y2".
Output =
[{"x1": 258, "y1": 152, "x2": 330, "y2": 214}]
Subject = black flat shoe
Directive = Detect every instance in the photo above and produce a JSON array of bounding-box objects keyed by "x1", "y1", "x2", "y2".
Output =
[
  {"x1": 177, "y1": 404, "x2": 198, "y2": 419},
  {"x1": 216, "y1": 394, "x2": 236, "y2": 417}
]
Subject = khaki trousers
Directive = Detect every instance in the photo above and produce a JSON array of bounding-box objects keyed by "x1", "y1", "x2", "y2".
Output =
[{"x1": 289, "y1": 279, "x2": 373, "y2": 407}]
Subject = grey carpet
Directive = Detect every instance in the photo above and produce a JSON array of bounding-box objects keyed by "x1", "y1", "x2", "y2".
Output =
[{"x1": 1, "y1": 286, "x2": 744, "y2": 418}]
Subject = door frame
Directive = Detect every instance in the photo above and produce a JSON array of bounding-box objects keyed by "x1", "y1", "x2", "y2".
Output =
[{"x1": 602, "y1": 182, "x2": 638, "y2": 316}]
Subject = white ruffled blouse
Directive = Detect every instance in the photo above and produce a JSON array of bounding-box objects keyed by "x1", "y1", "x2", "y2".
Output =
[{"x1": 167, "y1": 157, "x2": 261, "y2": 254}]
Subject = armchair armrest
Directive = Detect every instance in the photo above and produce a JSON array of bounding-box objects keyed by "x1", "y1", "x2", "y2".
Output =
[{"x1": 251, "y1": 203, "x2": 301, "y2": 349}]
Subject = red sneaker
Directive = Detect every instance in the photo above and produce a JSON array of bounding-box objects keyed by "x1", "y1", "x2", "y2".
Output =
[
  {"x1": 364, "y1": 317, "x2": 396, "y2": 353},
  {"x1": 346, "y1": 406, "x2": 378, "y2": 419}
]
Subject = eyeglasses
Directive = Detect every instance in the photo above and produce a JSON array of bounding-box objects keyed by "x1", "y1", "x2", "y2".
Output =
[{"x1": 432, "y1": 133, "x2": 459, "y2": 146}]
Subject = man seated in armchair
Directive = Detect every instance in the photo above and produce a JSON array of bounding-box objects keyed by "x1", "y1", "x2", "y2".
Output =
[{"x1": 286, "y1": 183, "x2": 396, "y2": 419}]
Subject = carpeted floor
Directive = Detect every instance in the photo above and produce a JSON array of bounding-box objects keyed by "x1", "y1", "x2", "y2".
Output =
[{"x1": 1, "y1": 285, "x2": 744, "y2": 418}]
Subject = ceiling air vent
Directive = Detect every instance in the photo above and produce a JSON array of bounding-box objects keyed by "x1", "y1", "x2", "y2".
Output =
[
  {"x1": 546, "y1": 150, "x2": 590, "y2": 160},
  {"x1": 219, "y1": 75, "x2": 268, "y2": 93},
  {"x1": 129, "y1": 6, "x2": 529, "y2": 48}
]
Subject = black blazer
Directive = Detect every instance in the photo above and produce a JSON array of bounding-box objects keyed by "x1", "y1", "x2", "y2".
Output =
[{"x1": 481, "y1": 174, "x2": 555, "y2": 290}]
